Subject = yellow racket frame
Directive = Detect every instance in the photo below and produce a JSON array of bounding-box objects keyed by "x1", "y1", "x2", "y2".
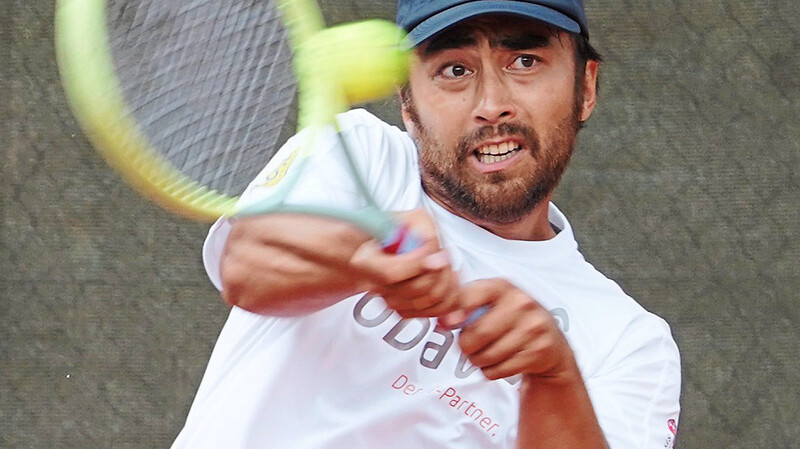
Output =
[{"x1": 55, "y1": 0, "x2": 410, "y2": 232}]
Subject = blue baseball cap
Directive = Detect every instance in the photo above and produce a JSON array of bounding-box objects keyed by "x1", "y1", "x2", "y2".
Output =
[{"x1": 396, "y1": 0, "x2": 589, "y2": 46}]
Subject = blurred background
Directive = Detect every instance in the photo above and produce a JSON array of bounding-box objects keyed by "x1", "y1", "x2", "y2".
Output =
[{"x1": 2, "y1": 0, "x2": 798, "y2": 447}]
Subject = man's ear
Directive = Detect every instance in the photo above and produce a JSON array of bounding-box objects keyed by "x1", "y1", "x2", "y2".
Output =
[
  {"x1": 579, "y1": 60, "x2": 599, "y2": 122},
  {"x1": 398, "y1": 87, "x2": 418, "y2": 139}
]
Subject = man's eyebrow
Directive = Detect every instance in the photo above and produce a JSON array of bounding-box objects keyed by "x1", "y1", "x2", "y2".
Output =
[
  {"x1": 422, "y1": 32, "x2": 551, "y2": 56},
  {"x1": 494, "y1": 33, "x2": 551, "y2": 51},
  {"x1": 422, "y1": 34, "x2": 477, "y2": 56}
]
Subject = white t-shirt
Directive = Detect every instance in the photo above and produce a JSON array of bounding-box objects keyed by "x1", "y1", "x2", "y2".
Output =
[{"x1": 173, "y1": 109, "x2": 681, "y2": 449}]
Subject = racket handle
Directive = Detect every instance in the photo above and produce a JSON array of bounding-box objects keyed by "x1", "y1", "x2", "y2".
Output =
[
  {"x1": 380, "y1": 223, "x2": 422, "y2": 254},
  {"x1": 460, "y1": 305, "x2": 490, "y2": 328}
]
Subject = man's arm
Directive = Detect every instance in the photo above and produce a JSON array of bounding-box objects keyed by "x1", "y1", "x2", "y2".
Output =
[
  {"x1": 516, "y1": 371, "x2": 608, "y2": 449},
  {"x1": 455, "y1": 279, "x2": 608, "y2": 449},
  {"x1": 218, "y1": 210, "x2": 461, "y2": 318}
]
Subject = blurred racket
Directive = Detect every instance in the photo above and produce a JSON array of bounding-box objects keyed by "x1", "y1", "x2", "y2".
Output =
[
  {"x1": 55, "y1": 0, "x2": 487, "y2": 323},
  {"x1": 55, "y1": 0, "x2": 416, "y2": 250}
]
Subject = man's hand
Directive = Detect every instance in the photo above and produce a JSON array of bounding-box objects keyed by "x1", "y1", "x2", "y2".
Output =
[
  {"x1": 219, "y1": 209, "x2": 459, "y2": 319},
  {"x1": 455, "y1": 278, "x2": 578, "y2": 381},
  {"x1": 454, "y1": 278, "x2": 608, "y2": 449},
  {"x1": 350, "y1": 209, "x2": 461, "y2": 320}
]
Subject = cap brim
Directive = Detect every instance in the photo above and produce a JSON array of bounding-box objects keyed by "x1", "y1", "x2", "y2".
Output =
[{"x1": 407, "y1": 1, "x2": 581, "y2": 46}]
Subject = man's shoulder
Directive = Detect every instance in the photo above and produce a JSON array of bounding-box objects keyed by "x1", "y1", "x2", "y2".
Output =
[
  {"x1": 559, "y1": 255, "x2": 670, "y2": 329},
  {"x1": 336, "y1": 108, "x2": 418, "y2": 167},
  {"x1": 547, "y1": 253, "x2": 676, "y2": 342},
  {"x1": 556, "y1": 256, "x2": 679, "y2": 373},
  {"x1": 335, "y1": 109, "x2": 423, "y2": 209},
  {"x1": 337, "y1": 108, "x2": 407, "y2": 138}
]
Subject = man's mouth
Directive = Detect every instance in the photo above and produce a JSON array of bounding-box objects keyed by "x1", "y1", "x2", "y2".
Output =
[{"x1": 474, "y1": 141, "x2": 522, "y2": 164}]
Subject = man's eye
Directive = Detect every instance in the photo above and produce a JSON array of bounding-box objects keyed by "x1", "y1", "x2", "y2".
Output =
[
  {"x1": 442, "y1": 64, "x2": 472, "y2": 78},
  {"x1": 509, "y1": 55, "x2": 537, "y2": 69}
]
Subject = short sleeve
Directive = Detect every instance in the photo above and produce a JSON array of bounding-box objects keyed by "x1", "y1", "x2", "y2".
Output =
[
  {"x1": 201, "y1": 109, "x2": 420, "y2": 291},
  {"x1": 584, "y1": 316, "x2": 681, "y2": 449}
]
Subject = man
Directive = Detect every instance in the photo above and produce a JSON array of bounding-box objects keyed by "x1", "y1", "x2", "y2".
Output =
[{"x1": 172, "y1": 0, "x2": 681, "y2": 448}]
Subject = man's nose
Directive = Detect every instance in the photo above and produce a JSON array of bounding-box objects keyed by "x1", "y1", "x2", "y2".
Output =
[{"x1": 473, "y1": 69, "x2": 516, "y2": 125}]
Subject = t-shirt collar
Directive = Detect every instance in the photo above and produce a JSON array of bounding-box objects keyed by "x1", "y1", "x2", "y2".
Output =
[{"x1": 423, "y1": 196, "x2": 578, "y2": 260}]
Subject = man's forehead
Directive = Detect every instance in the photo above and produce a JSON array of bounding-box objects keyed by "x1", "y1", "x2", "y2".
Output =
[{"x1": 418, "y1": 15, "x2": 566, "y2": 55}]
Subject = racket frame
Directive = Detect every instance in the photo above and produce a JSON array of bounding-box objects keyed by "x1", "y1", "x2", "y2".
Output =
[
  {"x1": 56, "y1": 0, "x2": 407, "y2": 241},
  {"x1": 55, "y1": 0, "x2": 239, "y2": 221}
]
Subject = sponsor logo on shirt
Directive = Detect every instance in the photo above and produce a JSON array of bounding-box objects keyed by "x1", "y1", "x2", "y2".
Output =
[
  {"x1": 390, "y1": 373, "x2": 503, "y2": 437},
  {"x1": 664, "y1": 418, "x2": 678, "y2": 448},
  {"x1": 352, "y1": 293, "x2": 570, "y2": 383},
  {"x1": 261, "y1": 148, "x2": 299, "y2": 187}
]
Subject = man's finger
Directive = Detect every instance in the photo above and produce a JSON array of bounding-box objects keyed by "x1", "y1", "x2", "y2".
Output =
[{"x1": 350, "y1": 240, "x2": 441, "y2": 286}]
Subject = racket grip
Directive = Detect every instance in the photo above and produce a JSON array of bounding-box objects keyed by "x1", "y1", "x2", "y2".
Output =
[
  {"x1": 460, "y1": 305, "x2": 490, "y2": 328},
  {"x1": 380, "y1": 223, "x2": 422, "y2": 254}
]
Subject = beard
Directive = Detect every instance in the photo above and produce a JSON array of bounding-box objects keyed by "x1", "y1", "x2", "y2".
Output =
[{"x1": 406, "y1": 93, "x2": 583, "y2": 225}]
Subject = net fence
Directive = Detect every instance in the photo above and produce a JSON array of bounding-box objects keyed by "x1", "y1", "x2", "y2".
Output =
[{"x1": 2, "y1": 0, "x2": 798, "y2": 447}]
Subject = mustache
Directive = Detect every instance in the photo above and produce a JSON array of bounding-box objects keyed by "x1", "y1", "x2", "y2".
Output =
[{"x1": 456, "y1": 122, "x2": 539, "y2": 160}]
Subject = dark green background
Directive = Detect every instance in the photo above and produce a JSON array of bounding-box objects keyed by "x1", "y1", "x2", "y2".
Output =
[{"x1": 2, "y1": 0, "x2": 798, "y2": 447}]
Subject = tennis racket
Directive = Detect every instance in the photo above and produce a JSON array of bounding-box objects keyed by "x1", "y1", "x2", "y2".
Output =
[
  {"x1": 55, "y1": 0, "x2": 416, "y2": 248},
  {"x1": 55, "y1": 0, "x2": 487, "y2": 324}
]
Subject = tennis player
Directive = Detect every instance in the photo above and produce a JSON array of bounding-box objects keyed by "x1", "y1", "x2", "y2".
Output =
[{"x1": 173, "y1": 1, "x2": 681, "y2": 447}]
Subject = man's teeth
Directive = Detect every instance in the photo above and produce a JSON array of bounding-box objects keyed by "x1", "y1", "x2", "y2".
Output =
[
  {"x1": 477, "y1": 142, "x2": 519, "y2": 163},
  {"x1": 483, "y1": 142, "x2": 513, "y2": 155}
]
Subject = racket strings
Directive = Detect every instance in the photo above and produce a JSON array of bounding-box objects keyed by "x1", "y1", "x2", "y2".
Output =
[
  {"x1": 193, "y1": 1, "x2": 270, "y2": 190},
  {"x1": 108, "y1": 0, "x2": 298, "y2": 197},
  {"x1": 212, "y1": 2, "x2": 294, "y2": 194},
  {"x1": 133, "y1": 2, "x2": 214, "y2": 173},
  {"x1": 188, "y1": 0, "x2": 295, "y2": 190}
]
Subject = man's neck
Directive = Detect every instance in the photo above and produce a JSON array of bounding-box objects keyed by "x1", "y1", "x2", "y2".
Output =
[{"x1": 431, "y1": 194, "x2": 556, "y2": 242}]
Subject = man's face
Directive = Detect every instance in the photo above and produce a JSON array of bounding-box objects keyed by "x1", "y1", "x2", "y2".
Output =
[{"x1": 402, "y1": 15, "x2": 597, "y2": 226}]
